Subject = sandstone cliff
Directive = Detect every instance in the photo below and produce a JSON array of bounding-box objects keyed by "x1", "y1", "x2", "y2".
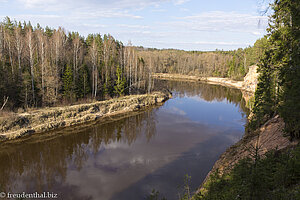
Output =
[{"x1": 242, "y1": 65, "x2": 258, "y2": 93}]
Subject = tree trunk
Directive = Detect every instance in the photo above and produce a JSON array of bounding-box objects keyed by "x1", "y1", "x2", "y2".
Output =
[
  {"x1": 28, "y1": 30, "x2": 35, "y2": 106},
  {"x1": 0, "y1": 96, "x2": 9, "y2": 111}
]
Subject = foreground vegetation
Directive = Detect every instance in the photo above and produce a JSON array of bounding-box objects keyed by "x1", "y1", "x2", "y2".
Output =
[{"x1": 197, "y1": 144, "x2": 300, "y2": 200}]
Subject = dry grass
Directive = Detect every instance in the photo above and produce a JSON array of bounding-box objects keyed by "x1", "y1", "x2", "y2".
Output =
[
  {"x1": 0, "y1": 110, "x2": 16, "y2": 118},
  {"x1": 0, "y1": 91, "x2": 172, "y2": 141}
]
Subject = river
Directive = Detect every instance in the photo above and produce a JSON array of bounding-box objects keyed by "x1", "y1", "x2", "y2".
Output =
[{"x1": 0, "y1": 80, "x2": 249, "y2": 200}]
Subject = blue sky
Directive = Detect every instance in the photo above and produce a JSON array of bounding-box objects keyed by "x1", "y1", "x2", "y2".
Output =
[{"x1": 0, "y1": 0, "x2": 269, "y2": 50}]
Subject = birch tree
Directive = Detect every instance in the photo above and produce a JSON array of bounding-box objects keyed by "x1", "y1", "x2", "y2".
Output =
[
  {"x1": 90, "y1": 38, "x2": 98, "y2": 98},
  {"x1": 14, "y1": 24, "x2": 23, "y2": 76},
  {"x1": 26, "y1": 28, "x2": 35, "y2": 105}
]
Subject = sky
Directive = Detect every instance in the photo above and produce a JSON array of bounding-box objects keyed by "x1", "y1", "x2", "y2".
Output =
[{"x1": 0, "y1": 0, "x2": 269, "y2": 51}]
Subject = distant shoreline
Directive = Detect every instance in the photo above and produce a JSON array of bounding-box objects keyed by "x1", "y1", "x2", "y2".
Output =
[{"x1": 153, "y1": 72, "x2": 256, "y2": 93}]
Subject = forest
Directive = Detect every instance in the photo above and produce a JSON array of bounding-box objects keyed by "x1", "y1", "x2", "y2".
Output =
[
  {"x1": 0, "y1": 16, "x2": 266, "y2": 111},
  {"x1": 137, "y1": 38, "x2": 266, "y2": 80},
  {"x1": 0, "y1": 17, "x2": 153, "y2": 110}
]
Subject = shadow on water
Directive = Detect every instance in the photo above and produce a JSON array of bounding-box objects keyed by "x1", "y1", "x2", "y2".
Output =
[{"x1": 0, "y1": 80, "x2": 249, "y2": 200}]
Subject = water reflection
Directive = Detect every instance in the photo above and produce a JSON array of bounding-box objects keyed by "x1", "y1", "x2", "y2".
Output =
[
  {"x1": 0, "y1": 110, "x2": 157, "y2": 194},
  {"x1": 0, "y1": 81, "x2": 248, "y2": 200},
  {"x1": 155, "y1": 80, "x2": 249, "y2": 116}
]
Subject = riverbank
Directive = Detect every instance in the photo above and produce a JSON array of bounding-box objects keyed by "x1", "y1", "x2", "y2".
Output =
[
  {"x1": 0, "y1": 90, "x2": 171, "y2": 141},
  {"x1": 197, "y1": 115, "x2": 299, "y2": 195},
  {"x1": 153, "y1": 65, "x2": 258, "y2": 93}
]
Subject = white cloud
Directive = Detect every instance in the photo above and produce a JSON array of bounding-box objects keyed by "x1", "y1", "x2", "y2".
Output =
[
  {"x1": 17, "y1": 14, "x2": 61, "y2": 19},
  {"x1": 166, "y1": 106, "x2": 186, "y2": 116},
  {"x1": 118, "y1": 24, "x2": 149, "y2": 29},
  {"x1": 81, "y1": 23, "x2": 108, "y2": 28},
  {"x1": 173, "y1": 0, "x2": 190, "y2": 5},
  {"x1": 167, "y1": 11, "x2": 268, "y2": 34},
  {"x1": 194, "y1": 41, "x2": 251, "y2": 46},
  {"x1": 17, "y1": 0, "x2": 145, "y2": 20},
  {"x1": 18, "y1": 0, "x2": 167, "y2": 11},
  {"x1": 70, "y1": 10, "x2": 143, "y2": 19},
  {"x1": 153, "y1": 40, "x2": 251, "y2": 47},
  {"x1": 180, "y1": 8, "x2": 189, "y2": 12},
  {"x1": 17, "y1": 0, "x2": 190, "y2": 12},
  {"x1": 151, "y1": 8, "x2": 167, "y2": 12},
  {"x1": 18, "y1": 0, "x2": 61, "y2": 9},
  {"x1": 251, "y1": 31, "x2": 262, "y2": 36}
]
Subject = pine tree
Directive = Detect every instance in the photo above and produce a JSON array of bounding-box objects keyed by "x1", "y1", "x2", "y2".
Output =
[
  {"x1": 76, "y1": 65, "x2": 91, "y2": 98},
  {"x1": 271, "y1": 0, "x2": 300, "y2": 138},
  {"x1": 250, "y1": 49, "x2": 275, "y2": 129},
  {"x1": 103, "y1": 76, "x2": 114, "y2": 98},
  {"x1": 114, "y1": 65, "x2": 126, "y2": 97},
  {"x1": 63, "y1": 64, "x2": 74, "y2": 100}
]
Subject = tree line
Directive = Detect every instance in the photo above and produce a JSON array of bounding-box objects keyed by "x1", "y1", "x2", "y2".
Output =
[
  {"x1": 0, "y1": 17, "x2": 153, "y2": 110},
  {"x1": 135, "y1": 37, "x2": 267, "y2": 81}
]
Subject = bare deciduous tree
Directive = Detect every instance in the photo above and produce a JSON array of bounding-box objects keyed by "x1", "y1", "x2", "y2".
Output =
[
  {"x1": 27, "y1": 28, "x2": 35, "y2": 105},
  {"x1": 14, "y1": 25, "x2": 23, "y2": 76}
]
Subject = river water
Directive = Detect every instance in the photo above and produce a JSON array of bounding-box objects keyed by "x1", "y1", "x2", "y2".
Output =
[{"x1": 0, "y1": 80, "x2": 248, "y2": 200}]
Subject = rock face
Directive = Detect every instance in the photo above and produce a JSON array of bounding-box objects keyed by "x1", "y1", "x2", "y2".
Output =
[
  {"x1": 242, "y1": 65, "x2": 258, "y2": 93},
  {"x1": 0, "y1": 91, "x2": 171, "y2": 141}
]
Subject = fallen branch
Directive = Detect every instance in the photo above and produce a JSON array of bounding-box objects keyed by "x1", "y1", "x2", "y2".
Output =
[{"x1": 0, "y1": 96, "x2": 9, "y2": 111}]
